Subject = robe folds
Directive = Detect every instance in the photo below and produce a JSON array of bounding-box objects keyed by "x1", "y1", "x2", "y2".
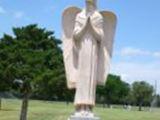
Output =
[
  {"x1": 62, "y1": 7, "x2": 117, "y2": 106},
  {"x1": 74, "y1": 22, "x2": 99, "y2": 105}
]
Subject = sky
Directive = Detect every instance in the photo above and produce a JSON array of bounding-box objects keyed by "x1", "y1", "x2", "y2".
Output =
[{"x1": 0, "y1": 0, "x2": 160, "y2": 93}]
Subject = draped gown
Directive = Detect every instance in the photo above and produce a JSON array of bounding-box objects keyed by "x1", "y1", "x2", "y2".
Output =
[{"x1": 73, "y1": 11, "x2": 102, "y2": 105}]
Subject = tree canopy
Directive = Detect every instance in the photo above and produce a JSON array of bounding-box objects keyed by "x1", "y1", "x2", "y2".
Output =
[
  {"x1": 0, "y1": 24, "x2": 67, "y2": 100},
  {"x1": 96, "y1": 74, "x2": 130, "y2": 106},
  {"x1": 131, "y1": 81, "x2": 154, "y2": 111}
]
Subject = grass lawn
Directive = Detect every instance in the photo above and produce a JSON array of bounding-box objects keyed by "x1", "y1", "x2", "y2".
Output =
[{"x1": 0, "y1": 99, "x2": 159, "y2": 120}]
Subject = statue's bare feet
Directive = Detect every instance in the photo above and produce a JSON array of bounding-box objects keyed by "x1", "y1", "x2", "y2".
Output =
[{"x1": 75, "y1": 104, "x2": 94, "y2": 117}]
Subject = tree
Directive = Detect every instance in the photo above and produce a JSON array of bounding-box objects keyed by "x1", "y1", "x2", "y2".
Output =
[
  {"x1": 96, "y1": 85, "x2": 106, "y2": 107},
  {"x1": 0, "y1": 24, "x2": 65, "y2": 120},
  {"x1": 0, "y1": 99, "x2": 1, "y2": 110},
  {"x1": 0, "y1": 35, "x2": 14, "y2": 110},
  {"x1": 157, "y1": 95, "x2": 160, "y2": 107},
  {"x1": 96, "y1": 74, "x2": 130, "y2": 107},
  {"x1": 105, "y1": 75, "x2": 130, "y2": 105},
  {"x1": 131, "y1": 81, "x2": 154, "y2": 111}
]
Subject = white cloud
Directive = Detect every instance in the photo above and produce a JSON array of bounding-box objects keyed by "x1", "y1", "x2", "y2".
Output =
[
  {"x1": 111, "y1": 61, "x2": 160, "y2": 94},
  {"x1": 0, "y1": 6, "x2": 6, "y2": 14},
  {"x1": 112, "y1": 46, "x2": 160, "y2": 93},
  {"x1": 153, "y1": 52, "x2": 160, "y2": 58},
  {"x1": 44, "y1": 6, "x2": 56, "y2": 13},
  {"x1": 119, "y1": 47, "x2": 150, "y2": 56},
  {"x1": 14, "y1": 11, "x2": 24, "y2": 19},
  {"x1": 117, "y1": 47, "x2": 160, "y2": 58}
]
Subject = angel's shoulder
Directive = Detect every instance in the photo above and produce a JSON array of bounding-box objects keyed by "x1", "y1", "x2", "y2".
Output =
[
  {"x1": 75, "y1": 12, "x2": 86, "y2": 23},
  {"x1": 94, "y1": 11, "x2": 102, "y2": 17},
  {"x1": 91, "y1": 11, "x2": 103, "y2": 22}
]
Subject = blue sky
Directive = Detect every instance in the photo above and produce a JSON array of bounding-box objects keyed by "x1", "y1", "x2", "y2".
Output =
[{"x1": 0, "y1": 0, "x2": 160, "y2": 93}]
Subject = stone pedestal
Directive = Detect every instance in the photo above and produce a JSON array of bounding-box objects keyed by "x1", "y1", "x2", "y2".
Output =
[
  {"x1": 69, "y1": 116, "x2": 100, "y2": 120},
  {"x1": 68, "y1": 111, "x2": 100, "y2": 120}
]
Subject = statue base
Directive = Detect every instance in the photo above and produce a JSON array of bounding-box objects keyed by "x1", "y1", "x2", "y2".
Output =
[
  {"x1": 68, "y1": 111, "x2": 100, "y2": 120},
  {"x1": 69, "y1": 116, "x2": 100, "y2": 120}
]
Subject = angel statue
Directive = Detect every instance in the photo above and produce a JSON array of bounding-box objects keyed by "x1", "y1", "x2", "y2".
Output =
[{"x1": 62, "y1": 0, "x2": 117, "y2": 118}]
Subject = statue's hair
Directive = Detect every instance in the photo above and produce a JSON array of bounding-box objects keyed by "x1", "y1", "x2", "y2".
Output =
[{"x1": 86, "y1": 0, "x2": 97, "y2": 5}]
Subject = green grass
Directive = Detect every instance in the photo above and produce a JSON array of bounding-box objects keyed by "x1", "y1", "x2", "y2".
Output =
[{"x1": 0, "y1": 99, "x2": 160, "y2": 120}]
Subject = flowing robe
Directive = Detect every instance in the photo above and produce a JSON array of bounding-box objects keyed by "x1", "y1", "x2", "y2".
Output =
[{"x1": 73, "y1": 10, "x2": 103, "y2": 105}]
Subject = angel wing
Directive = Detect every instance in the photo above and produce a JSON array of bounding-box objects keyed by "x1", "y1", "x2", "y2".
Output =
[
  {"x1": 62, "y1": 7, "x2": 81, "y2": 89},
  {"x1": 97, "y1": 11, "x2": 117, "y2": 85}
]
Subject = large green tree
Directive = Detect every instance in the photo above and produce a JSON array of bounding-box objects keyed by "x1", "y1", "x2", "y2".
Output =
[
  {"x1": 0, "y1": 24, "x2": 66, "y2": 120},
  {"x1": 0, "y1": 34, "x2": 15, "y2": 110},
  {"x1": 131, "y1": 81, "x2": 153, "y2": 111}
]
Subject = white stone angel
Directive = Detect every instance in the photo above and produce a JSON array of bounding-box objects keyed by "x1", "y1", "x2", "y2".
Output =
[{"x1": 62, "y1": 0, "x2": 117, "y2": 112}]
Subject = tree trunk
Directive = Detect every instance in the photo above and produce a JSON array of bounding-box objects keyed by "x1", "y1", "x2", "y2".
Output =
[
  {"x1": 102, "y1": 103, "x2": 105, "y2": 108},
  {"x1": 0, "y1": 98, "x2": 2, "y2": 110},
  {"x1": 139, "y1": 102, "x2": 142, "y2": 111},
  {"x1": 107, "y1": 100, "x2": 110, "y2": 108},
  {"x1": 66, "y1": 100, "x2": 69, "y2": 105},
  {"x1": 20, "y1": 93, "x2": 29, "y2": 120},
  {"x1": 102, "y1": 98, "x2": 106, "y2": 108}
]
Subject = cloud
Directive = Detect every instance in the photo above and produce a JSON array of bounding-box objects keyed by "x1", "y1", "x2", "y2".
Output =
[
  {"x1": 117, "y1": 47, "x2": 160, "y2": 58},
  {"x1": 153, "y1": 52, "x2": 160, "y2": 57},
  {"x1": 0, "y1": 6, "x2": 6, "y2": 14},
  {"x1": 111, "y1": 61, "x2": 160, "y2": 94},
  {"x1": 0, "y1": 7, "x2": 27, "y2": 20},
  {"x1": 44, "y1": 6, "x2": 56, "y2": 13},
  {"x1": 112, "y1": 46, "x2": 160, "y2": 93},
  {"x1": 14, "y1": 11, "x2": 24, "y2": 19},
  {"x1": 119, "y1": 47, "x2": 150, "y2": 56}
]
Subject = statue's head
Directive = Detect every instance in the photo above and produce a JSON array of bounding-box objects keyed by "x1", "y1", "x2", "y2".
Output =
[{"x1": 86, "y1": 0, "x2": 97, "y2": 7}]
